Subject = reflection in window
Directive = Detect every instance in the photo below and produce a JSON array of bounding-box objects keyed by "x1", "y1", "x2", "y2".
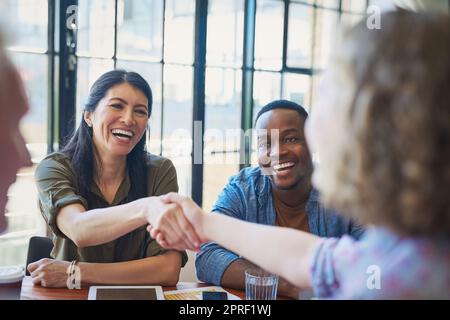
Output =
[{"x1": 254, "y1": 0, "x2": 284, "y2": 71}]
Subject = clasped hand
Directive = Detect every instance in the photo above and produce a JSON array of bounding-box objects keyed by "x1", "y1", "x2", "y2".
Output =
[{"x1": 145, "y1": 193, "x2": 207, "y2": 252}]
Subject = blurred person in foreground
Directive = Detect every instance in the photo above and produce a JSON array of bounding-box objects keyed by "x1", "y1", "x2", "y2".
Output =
[{"x1": 0, "y1": 30, "x2": 33, "y2": 234}]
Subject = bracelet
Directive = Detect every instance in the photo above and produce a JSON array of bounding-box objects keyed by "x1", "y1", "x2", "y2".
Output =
[{"x1": 67, "y1": 260, "x2": 79, "y2": 289}]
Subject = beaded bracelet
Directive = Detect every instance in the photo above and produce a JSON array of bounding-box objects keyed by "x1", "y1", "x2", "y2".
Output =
[{"x1": 67, "y1": 260, "x2": 79, "y2": 289}]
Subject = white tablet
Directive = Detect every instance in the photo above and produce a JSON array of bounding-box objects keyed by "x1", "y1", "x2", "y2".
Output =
[{"x1": 88, "y1": 286, "x2": 165, "y2": 300}]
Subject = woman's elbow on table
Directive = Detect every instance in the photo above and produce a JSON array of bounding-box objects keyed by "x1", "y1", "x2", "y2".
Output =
[{"x1": 158, "y1": 252, "x2": 183, "y2": 286}]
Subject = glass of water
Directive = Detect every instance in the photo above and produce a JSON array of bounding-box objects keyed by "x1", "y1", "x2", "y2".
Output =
[{"x1": 245, "y1": 269, "x2": 279, "y2": 300}]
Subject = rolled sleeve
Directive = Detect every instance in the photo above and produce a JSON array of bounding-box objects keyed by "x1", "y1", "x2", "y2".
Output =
[
  {"x1": 195, "y1": 242, "x2": 240, "y2": 285},
  {"x1": 310, "y1": 235, "x2": 358, "y2": 298},
  {"x1": 35, "y1": 155, "x2": 88, "y2": 238}
]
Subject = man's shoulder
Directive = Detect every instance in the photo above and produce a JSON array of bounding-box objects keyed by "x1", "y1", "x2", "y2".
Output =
[
  {"x1": 226, "y1": 166, "x2": 269, "y2": 193},
  {"x1": 229, "y1": 165, "x2": 264, "y2": 183}
]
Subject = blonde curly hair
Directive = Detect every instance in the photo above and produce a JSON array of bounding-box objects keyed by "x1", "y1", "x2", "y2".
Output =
[{"x1": 323, "y1": 11, "x2": 450, "y2": 238}]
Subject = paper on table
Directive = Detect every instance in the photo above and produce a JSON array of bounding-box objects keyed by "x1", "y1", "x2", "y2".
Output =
[{"x1": 164, "y1": 286, "x2": 241, "y2": 300}]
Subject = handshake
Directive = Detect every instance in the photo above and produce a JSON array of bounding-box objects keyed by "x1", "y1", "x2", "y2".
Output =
[{"x1": 142, "y1": 193, "x2": 208, "y2": 252}]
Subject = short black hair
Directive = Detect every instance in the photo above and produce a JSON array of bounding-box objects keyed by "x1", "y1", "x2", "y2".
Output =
[{"x1": 254, "y1": 99, "x2": 308, "y2": 125}]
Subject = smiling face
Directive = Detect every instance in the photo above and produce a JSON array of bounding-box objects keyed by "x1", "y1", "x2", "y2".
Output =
[
  {"x1": 0, "y1": 64, "x2": 32, "y2": 233},
  {"x1": 84, "y1": 82, "x2": 149, "y2": 159},
  {"x1": 256, "y1": 109, "x2": 313, "y2": 190}
]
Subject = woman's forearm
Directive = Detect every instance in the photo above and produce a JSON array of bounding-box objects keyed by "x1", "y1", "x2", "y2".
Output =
[
  {"x1": 203, "y1": 213, "x2": 321, "y2": 288},
  {"x1": 57, "y1": 200, "x2": 148, "y2": 247},
  {"x1": 78, "y1": 251, "x2": 182, "y2": 286}
]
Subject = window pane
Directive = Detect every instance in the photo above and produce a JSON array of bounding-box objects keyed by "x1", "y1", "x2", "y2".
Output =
[
  {"x1": 252, "y1": 71, "x2": 281, "y2": 165},
  {"x1": 162, "y1": 65, "x2": 193, "y2": 196},
  {"x1": 76, "y1": 58, "x2": 114, "y2": 123},
  {"x1": 341, "y1": 13, "x2": 365, "y2": 28},
  {"x1": 315, "y1": 0, "x2": 340, "y2": 9},
  {"x1": 252, "y1": 71, "x2": 281, "y2": 121},
  {"x1": 368, "y1": 0, "x2": 396, "y2": 11},
  {"x1": 77, "y1": 0, "x2": 115, "y2": 58},
  {"x1": 341, "y1": 0, "x2": 367, "y2": 13},
  {"x1": 311, "y1": 73, "x2": 323, "y2": 111},
  {"x1": 254, "y1": 0, "x2": 283, "y2": 71},
  {"x1": 286, "y1": 3, "x2": 314, "y2": 69},
  {"x1": 12, "y1": 53, "x2": 48, "y2": 162},
  {"x1": 203, "y1": 67, "x2": 241, "y2": 211},
  {"x1": 1, "y1": 0, "x2": 48, "y2": 51},
  {"x1": 116, "y1": 60, "x2": 163, "y2": 155},
  {"x1": 0, "y1": 178, "x2": 44, "y2": 265},
  {"x1": 282, "y1": 73, "x2": 311, "y2": 110},
  {"x1": 206, "y1": 0, "x2": 244, "y2": 68},
  {"x1": 313, "y1": 9, "x2": 339, "y2": 69},
  {"x1": 117, "y1": 0, "x2": 164, "y2": 61},
  {"x1": 164, "y1": 0, "x2": 195, "y2": 65}
]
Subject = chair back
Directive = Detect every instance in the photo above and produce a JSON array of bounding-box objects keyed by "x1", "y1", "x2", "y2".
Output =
[{"x1": 25, "y1": 236, "x2": 53, "y2": 276}]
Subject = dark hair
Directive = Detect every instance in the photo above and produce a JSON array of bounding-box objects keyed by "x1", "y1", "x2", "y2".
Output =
[
  {"x1": 61, "y1": 69, "x2": 153, "y2": 207},
  {"x1": 254, "y1": 99, "x2": 308, "y2": 125}
]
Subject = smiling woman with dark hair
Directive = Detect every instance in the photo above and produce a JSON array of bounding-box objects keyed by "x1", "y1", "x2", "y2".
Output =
[{"x1": 28, "y1": 70, "x2": 200, "y2": 288}]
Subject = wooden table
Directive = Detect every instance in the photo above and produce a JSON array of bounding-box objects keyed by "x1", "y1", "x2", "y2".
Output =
[
  {"x1": 0, "y1": 281, "x2": 22, "y2": 300},
  {"x1": 20, "y1": 276, "x2": 246, "y2": 300}
]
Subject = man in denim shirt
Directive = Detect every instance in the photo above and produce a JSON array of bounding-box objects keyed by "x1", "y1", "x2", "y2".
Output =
[{"x1": 195, "y1": 100, "x2": 364, "y2": 298}]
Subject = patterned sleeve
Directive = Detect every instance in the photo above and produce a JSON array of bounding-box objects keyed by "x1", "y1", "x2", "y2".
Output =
[{"x1": 310, "y1": 235, "x2": 359, "y2": 298}]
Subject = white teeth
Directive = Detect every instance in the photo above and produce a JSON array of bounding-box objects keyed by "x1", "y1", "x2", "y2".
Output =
[
  {"x1": 273, "y1": 162, "x2": 295, "y2": 171},
  {"x1": 111, "y1": 129, "x2": 134, "y2": 137}
]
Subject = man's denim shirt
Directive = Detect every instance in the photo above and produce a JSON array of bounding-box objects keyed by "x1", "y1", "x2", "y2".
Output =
[{"x1": 195, "y1": 166, "x2": 365, "y2": 285}]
